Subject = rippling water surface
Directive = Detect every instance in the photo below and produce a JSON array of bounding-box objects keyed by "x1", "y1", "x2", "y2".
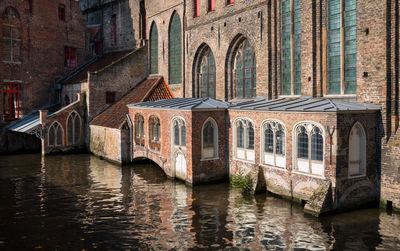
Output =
[{"x1": 0, "y1": 154, "x2": 399, "y2": 250}]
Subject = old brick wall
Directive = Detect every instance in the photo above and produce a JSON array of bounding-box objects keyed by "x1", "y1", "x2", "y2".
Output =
[
  {"x1": 90, "y1": 125, "x2": 123, "y2": 163},
  {"x1": 191, "y1": 110, "x2": 228, "y2": 184},
  {"x1": 0, "y1": 0, "x2": 89, "y2": 121},
  {"x1": 87, "y1": 46, "x2": 148, "y2": 121},
  {"x1": 146, "y1": 0, "x2": 185, "y2": 97}
]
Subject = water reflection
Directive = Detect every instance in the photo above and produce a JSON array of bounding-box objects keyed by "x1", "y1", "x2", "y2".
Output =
[{"x1": 0, "y1": 154, "x2": 399, "y2": 250}]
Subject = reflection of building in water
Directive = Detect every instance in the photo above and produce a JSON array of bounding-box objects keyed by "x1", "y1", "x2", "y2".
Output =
[
  {"x1": 227, "y1": 190, "x2": 330, "y2": 250},
  {"x1": 88, "y1": 156, "x2": 122, "y2": 191}
]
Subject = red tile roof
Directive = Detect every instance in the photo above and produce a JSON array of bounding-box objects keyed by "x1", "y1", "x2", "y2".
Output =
[
  {"x1": 90, "y1": 76, "x2": 173, "y2": 128},
  {"x1": 62, "y1": 50, "x2": 133, "y2": 84}
]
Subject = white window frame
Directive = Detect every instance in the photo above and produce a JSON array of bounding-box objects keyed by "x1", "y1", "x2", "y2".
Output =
[
  {"x1": 233, "y1": 118, "x2": 255, "y2": 162},
  {"x1": 292, "y1": 121, "x2": 325, "y2": 178},
  {"x1": 201, "y1": 117, "x2": 219, "y2": 160},
  {"x1": 171, "y1": 116, "x2": 186, "y2": 149},
  {"x1": 260, "y1": 119, "x2": 286, "y2": 168},
  {"x1": 348, "y1": 121, "x2": 366, "y2": 178}
]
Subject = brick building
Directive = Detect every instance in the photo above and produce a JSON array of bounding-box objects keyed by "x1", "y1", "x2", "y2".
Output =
[
  {"x1": 0, "y1": 0, "x2": 89, "y2": 152},
  {"x1": 134, "y1": 0, "x2": 400, "y2": 213}
]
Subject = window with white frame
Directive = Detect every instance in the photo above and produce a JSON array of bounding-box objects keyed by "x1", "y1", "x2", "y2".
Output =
[
  {"x1": 135, "y1": 114, "x2": 145, "y2": 146},
  {"x1": 202, "y1": 118, "x2": 218, "y2": 159},
  {"x1": 172, "y1": 118, "x2": 186, "y2": 147},
  {"x1": 294, "y1": 122, "x2": 324, "y2": 176},
  {"x1": 235, "y1": 119, "x2": 255, "y2": 162},
  {"x1": 348, "y1": 122, "x2": 366, "y2": 177},
  {"x1": 262, "y1": 120, "x2": 286, "y2": 167},
  {"x1": 149, "y1": 116, "x2": 161, "y2": 151}
]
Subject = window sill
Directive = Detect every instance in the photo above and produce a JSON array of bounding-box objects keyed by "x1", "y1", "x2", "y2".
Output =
[
  {"x1": 292, "y1": 171, "x2": 326, "y2": 180},
  {"x1": 200, "y1": 157, "x2": 219, "y2": 162},
  {"x1": 232, "y1": 157, "x2": 255, "y2": 165},
  {"x1": 260, "y1": 163, "x2": 287, "y2": 170},
  {"x1": 323, "y1": 94, "x2": 357, "y2": 98},
  {"x1": 3, "y1": 61, "x2": 21, "y2": 65},
  {"x1": 347, "y1": 174, "x2": 366, "y2": 179}
]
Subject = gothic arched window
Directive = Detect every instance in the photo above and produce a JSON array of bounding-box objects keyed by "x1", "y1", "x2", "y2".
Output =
[
  {"x1": 202, "y1": 118, "x2": 218, "y2": 159},
  {"x1": 135, "y1": 114, "x2": 145, "y2": 146},
  {"x1": 168, "y1": 12, "x2": 182, "y2": 85},
  {"x1": 48, "y1": 122, "x2": 64, "y2": 147},
  {"x1": 67, "y1": 112, "x2": 81, "y2": 145},
  {"x1": 232, "y1": 39, "x2": 256, "y2": 99},
  {"x1": 172, "y1": 117, "x2": 186, "y2": 147},
  {"x1": 262, "y1": 120, "x2": 286, "y2": 168},
  {"x1": 150, "y1": 22, "x2": 158, "y2": 74},
  {"x1": 234, "y1": 118, "x2": 255, "y2": 162},
  {"x1": 349, "y1": 122, "x2": 366, "y2": 177},
  {"x1": 199, "y1": 48, "x2": 216, "y2": 98}
]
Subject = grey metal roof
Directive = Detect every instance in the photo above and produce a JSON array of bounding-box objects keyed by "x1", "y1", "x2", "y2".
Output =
[
  {"x1": 229, "y1": 97, "x2": 381, "y2": 112},
  {"x1": 8, "y1": 114, "x2": 41, "y2": 133},
  {"x1": 127, "y1": 98, "x2": 230, "y2": 110}
]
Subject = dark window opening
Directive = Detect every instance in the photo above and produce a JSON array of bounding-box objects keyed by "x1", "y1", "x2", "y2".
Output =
[
  {"x1": 2, "y1": 83, "x2": 20, "y2": 121},
  {"x1": 64, "y1": 47, "x2": 77, "y2": 68},
  {"x1": 112, "y1": 14, "x2": 117, "y2": 45},
  {"x1": 25, "y1": 0, "x2": 32, "y2": 13},
  {"x1": 95, "y1": 40, "x2": 102, "y2": 55},
  {"x1": 387, "y1": 201, "x2": 393, "y2": 211},
  {"x1": 58, "y1": 5, "x2": 65, "y2": 21},
  {"x1": 208, "y1": 0, "x2": 215, "y2": 12},
  {"x1": 139, "y1": 1, "x2": 146, "y2": 40},
  {"x1": 105, "y1": 91, "x2": 116, "y2": 104}
]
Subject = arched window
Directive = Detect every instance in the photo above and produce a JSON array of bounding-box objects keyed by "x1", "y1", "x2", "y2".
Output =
[
  {"x1": 198, "y1": 47, "x2": 216, "y2": 98},
  {"x1": 234, "y1": 119, "x2": 255, "y2": 161},
  {"x1": 48, "y1": 122, "x2": 63, "y2": 147},
  {"x1": 135, "y1": 114, "x2": 145, "y2": 146},
  {"x1": 169, "y1": 12, "x2": 182, "y2": 85},
  {"x1": 172, "y1": 118, "x2": 186, "y2": 147},
  {"x1": 202, "y1": 118, "x2": 218, "y2": 159},
  {"x1": 233, "y1": 39, "x2": 256, "y2": 99},
  {"x1": 150, "y1": 22, "x2": 158, "y2": 74},
  {"x1": 67, "y1": 112, "x2": 81, "y2": 145},
  {"x1": 262, "y1": 120, "x2": 286, "y2": 168},
  {"x1": 349, "y1": 122, "x2": 366, "y2": 177},
  {"x1": 149, "y1": 116, "x2": 161, "y2": 151},
  {"x1": 294, "y1": 122, "x2": 324, "y2": 176}
]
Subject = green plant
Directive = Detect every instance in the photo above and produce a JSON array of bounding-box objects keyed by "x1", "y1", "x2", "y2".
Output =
[{"x1": 231, "y1": 170, "x2": 253, "y2": 194}]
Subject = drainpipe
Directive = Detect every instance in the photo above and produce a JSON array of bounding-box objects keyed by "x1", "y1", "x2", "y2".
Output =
[{"x1": 126, "y1": 114, "x2": 133, "y2": 162}]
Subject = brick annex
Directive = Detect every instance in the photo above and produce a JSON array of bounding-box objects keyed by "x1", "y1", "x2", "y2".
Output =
[{"x1": 2, "y1": 0, "x2": 400, "y2": 215}]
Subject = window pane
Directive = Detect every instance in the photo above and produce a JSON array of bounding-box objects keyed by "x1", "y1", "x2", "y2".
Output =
[
  {"x1": 328, "y1": 0, "x2": 341, "y2": 94},
  {"x1": 297, "y1": 127, "x2": 308, "y2": 159},
  {"x1": 174, "y1": 122, "x2": 180, "y2": 145},
  {"x1": 265, "y1": 127, "x2": 274, "y2": 153},
  {"x1": 237, "y1": 122, "x2": 244, "y2": 148},
  {"x1": 293, "y1": 0, "x2": 301, "y2": 95},
  {"x1": 281, "y1": 0, "x2": 291, "y2": 95},
  {"x1": 150, "y1": 23, "x2": 158, "y2": 74},
  {"x1": 235, "y1": 53, "x2": 243, "y2": 98},
  {"x1": 344, "y1": 0, "x2": 357, "y2": 94},
  {"x1": 247, "y1": 124, "x2": 254, "y2": 150},
  {"x1": 169, "y1": 13, "x2": 182, "y2": 84},
  {"x1": 181, "y1": 124, "x2": 186, "y2": 146},
  {"x1": 203, "y1": 122, "x2": 214, "y2": 148},
  {"x1": 311, "y1": 130, "x2": 323, "y2": 161},
  {"x1": 276, "y1": 128, "x2": 285, "y2": 155}
]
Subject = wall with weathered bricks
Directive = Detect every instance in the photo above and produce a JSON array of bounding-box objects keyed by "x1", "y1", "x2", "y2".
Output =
[
  {"x1": 90, "y1": 125, "x2": 123, "y2": 163},
  {"x1": 146, "y1": 0, "x2": 185, "y2": 97},
  {"x1": 0, "y1": 0, "x2": 89, "y2": 121},
  {"x1": 87, "y1": 46, "x2": 147, "y2": 121}
]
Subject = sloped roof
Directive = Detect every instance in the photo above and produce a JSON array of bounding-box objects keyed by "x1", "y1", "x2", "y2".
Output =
[
  {"x1": 127, "y1": 98, "x2": 230, "y2": 110},
  {"x1": 62, "y1": 50, "x2": 133, "y2": 84},
  {"x1": 90, "y1": 76, "x2": 173, "y2": 128},
  {"x1": 229, "y1": 97, "x2": 381, "y2": 112}
]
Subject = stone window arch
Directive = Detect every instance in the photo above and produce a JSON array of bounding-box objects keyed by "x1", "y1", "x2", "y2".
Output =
[
  {"x1": 294, "y1": 122, "x2": 325, "y2": 176},
  {"x1": 67, "y1": 111, "x2": 81, "y2": 145},
  {"x1": 261, "y1": 119, "x2": 286, "y2": 168},
  {"x1": 234, "y1": 118, "x2": 255, "y2": 162},
  {"x1": 135, "y1": 114, "x2": 145, "y2": 146},
  {"x1": 172, "y1": 117, "x2": 186, "y2": 147},
  {"x1": 348, "y1": 122, "x2": 366, "y2": 177},
  {"x1": 48, "y1": 121, "x2": 64, "y2": 147},
  {"x1": 194, "y1": 45, "x2": 216, "y2": 98},
  {"x1": 149, "y1": 115, "x2": 161, "y2": 151},
  {"x1": 202, "y1": 118, "x2": 218, "y2": 159},
  {"x1": 228, "y1": 36, "x2": 256, "y2": 99},
  {"x1": 150, "y1": 22, "x2": 158, "y2": 74},
  {"x1": 168, "y1": 11, "x2": 182, "y2": 85}
]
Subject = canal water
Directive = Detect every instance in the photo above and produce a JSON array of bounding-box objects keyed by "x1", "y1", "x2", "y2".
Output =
[{"x1": 0, "y1": 154, "x2": 399, "y2": 250}]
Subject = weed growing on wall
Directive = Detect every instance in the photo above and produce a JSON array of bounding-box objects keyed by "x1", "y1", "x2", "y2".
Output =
[{"x1": 231, "y1": 170, "x2": 253, "y2": 194}]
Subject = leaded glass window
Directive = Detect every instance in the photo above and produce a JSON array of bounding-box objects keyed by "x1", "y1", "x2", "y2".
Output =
[
  {"x1": 265, "y1": 124, "x2": 274, "y2": 153},
  {"x1": 237, "y1": 121, "x2": 244, "y2": 148},
  {"x1": 247, "y1": 124, "x2": 254, "y2": 150},
  {"x1": 174, "y1": 121, "x2": 180, "y2": 145},
  {"x1": 297, "y1": 126, "x2": 308, "y2": 159},
  {"x1": 328, "y1": 0, "x2": 357, "y2": 95},
  {"x1": 203, "y1": 121, "x2": 214, "y2": 148},
  {"x1": 169, "y1": 12, "x2": 182, "y2": 85},
  {"x1": 150, "y1": 23, "x2": 158, "y2": 74},
  {"x1": 181, "y1": 124, "x2": 186, "y2": 146},
  {"x1": 281, "y1": 0, "x2": 301, "y2": 95},
  {"x1": 311, "y1": 127, "x2": 323, "y2": 161},
  {"x1": 234, "y1": 40, "x2": 256, "y2": 98},
  {"x1": 276, "y1": 125, "x2": 285, "y2": 155},
  {"x1": 200, "y1": 48, "x2": 216, "y2": 98},
  {"x1": 135, "y1": 114, "x2": 145, "y2": 146}
]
